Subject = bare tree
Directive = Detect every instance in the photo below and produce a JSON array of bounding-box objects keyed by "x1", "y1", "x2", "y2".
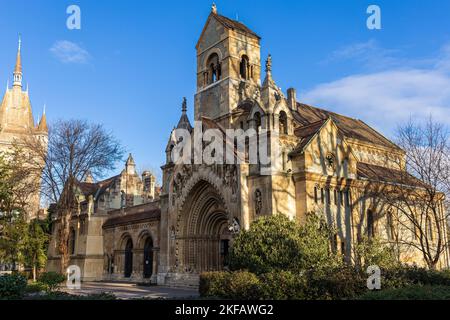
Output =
[
  {"x1": 374, "y1": 117, "x2": 450, "y2": 269},
  {"x1": 24, "y1": 119, "x2": 124, "y2": 273}
]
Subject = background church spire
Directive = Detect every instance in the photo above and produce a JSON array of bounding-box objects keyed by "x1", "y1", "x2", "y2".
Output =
[{"x1": 13, "y1": 34, "x2": 23, "y2": 88}]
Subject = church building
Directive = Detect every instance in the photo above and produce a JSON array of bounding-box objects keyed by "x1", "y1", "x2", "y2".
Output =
[{"x1": 46, "y1": 5, "x2": 449, "y2": 286}]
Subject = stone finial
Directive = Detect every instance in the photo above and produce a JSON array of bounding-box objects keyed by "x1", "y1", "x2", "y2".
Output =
[
  {"x1": 265, "y1": 54, "x2": 272, "y2": 74},
  {"x1": 85, "y1": 170, "x2": 94, "y2": 183},
  {"x1": 182, "y1": 97, "x2": 187, "y2": 113},
  {"x1": 211, "y1": 3, "x2": 217, "y2": 14}
]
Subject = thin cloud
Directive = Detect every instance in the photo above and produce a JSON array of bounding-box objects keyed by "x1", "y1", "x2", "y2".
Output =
[
  {"x1": 303, "y1": 43, "x2": 450, "y2": 134},
  {"x1": 50, "y1": 40, "x2": 91, "y2": 64},
  {"x1": 323, "y1": 39, "x2": 400, "y2": 70}
]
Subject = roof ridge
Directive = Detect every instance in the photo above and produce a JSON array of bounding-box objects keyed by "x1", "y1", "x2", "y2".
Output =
[{"x1": 214, "y1": 13, "x2": 260, "y2": 39}]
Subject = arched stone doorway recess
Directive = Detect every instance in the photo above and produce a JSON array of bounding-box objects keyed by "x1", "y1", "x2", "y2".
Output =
[
  {"x1": 143, "y1": 237, "x2": 154, "y2": 279},
  {"x1": 124, "y1": 238, "x2": 133, "y2": 278},
  {"x1": 177, "y1": 180, "x2": 231, "y2": 273}
]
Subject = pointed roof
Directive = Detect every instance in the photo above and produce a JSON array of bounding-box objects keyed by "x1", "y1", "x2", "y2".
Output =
[
  {"x1": 126, "y1": 153, "x2": 136, "y2": 166},
  {"x1": 14, "y1": 36, "x2": 22, "y2": 75},
  {"x1": 38, "y1": 106, "x2": 48, "y2": 131},
  {"x1": 292, "y1": 102, "x2": 402, "y2": 151},
  {"x1": 38, "y1": 112, "x2": 47, "y2": 131},
  {"x1": 214, "y1": 13, "x2": 260, "y2": 39},
  {"x1": 196, "y1": 6, "x2": 260, "y2": 49},
  {"x1": 176, "y1": 97, "x2": 193, "y2": 132},
  {"x1": 84, "y1": 170, "x2": 94, "y2": 183},
  {"x1": 262, "y1": 54, "x2": 277, "y2": 88}
]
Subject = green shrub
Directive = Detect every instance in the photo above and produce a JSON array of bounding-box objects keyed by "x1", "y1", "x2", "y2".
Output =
[
  {"x1": 359, "y1": 285, "x2": 450, "y2": 300},
  {"x1": 25, "y1": 282, "x2": 48, "y2": 294},
  {"x1": 260, "y1": 271, "x2": 307, "y2": 300},
  {"x1": 37, "y1": 272, "x2": 65, "y2": 293},
  {"x1": 227, "y1": 271, "x2": 262, "y2": 300},
  {"x1": 229, "y1": 214, "x2": 340, "y2": 275},
  {"x1": 200, "y1": 268, "x2": 366, "y2": 300},
  {"x1": 229, "y1": 215, "x2": 304, "y2": 274},
  {"x1": 0, "y1": 274, "x2": 28, "y2": 299},
  {"x1": 355, "y1": 237, "x2": 399, "y2": 270},
  {"x1": 199, "y1": 272, "x2": 230, "y2": 298},
  {"x1": 382, "y1": 266, "x2": 450, "y2": 289},
  {"x1": 200, "y1": 271, "x2": 262, "y2": 300},
  {"x1": 305, "y1": 267, "x2": 366, "y2": 300},
  {"x1": 24, "y1": 292, "x2": 116, "y2": 300}
]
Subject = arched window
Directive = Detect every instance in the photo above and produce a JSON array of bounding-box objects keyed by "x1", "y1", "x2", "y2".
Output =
[
  {"x1": 326, "y1": 188, "x2": 331, "y2": 206},
  {"x1": 240, "y1": 55, "x2": 250, "y2": 80},
  {"x1": 314, "y1": 187, "x2": 318, "y2": 203},
  {"x1": 69, "y1": 228, "x2": 76, "y2": 255},
  {"x1": 426, "y1": 216, "x2": 434, "y2": 242},
  {"x1": 206, "y1": 53, "x2": 221, "y2": 84},
  {"x1": 367, "y1": 210, "x2": 375, "y2": 239},
  {"x1": 387, "y1": 211, "x2": 395, "y2": 241},
  {"x1": 143, "y1": 237, "x2": 153, "y2": 279},
  {"x1": 124, "y1": 238, "x2": 133, "y2": 278},
  {"x1": 344, "y1": 190, "x2": 350, "y2": 208},
  {"x1": 279, "y1": 111, "x2": 288, "y2": 134},
  {"x1": 253, "y1": 112, "x2": 262, "y2": 133}
]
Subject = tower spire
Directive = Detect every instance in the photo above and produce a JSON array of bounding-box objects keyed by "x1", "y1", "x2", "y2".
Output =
[
  {"x1": 38, "y1": 104, "x2": 48, "y2": 132},
  {"x1": 176, "y1": 97, "x2": 192, "y2": 132},
  {"x1": 182, "y1": 97, "x2": 187, "y2": 113},
  {"x1": 13, "y1": 35, "x2": 23, "y2": 88}
]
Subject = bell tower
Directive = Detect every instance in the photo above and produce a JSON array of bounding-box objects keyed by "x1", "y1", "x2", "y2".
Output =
[{"x1": 194, "y1": 4, "x2": 261, "y2": 125}]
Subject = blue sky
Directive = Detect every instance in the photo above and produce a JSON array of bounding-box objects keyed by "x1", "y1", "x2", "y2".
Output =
[{"x1": 1, "y1": 0, "x2": 450, "y2": 181}]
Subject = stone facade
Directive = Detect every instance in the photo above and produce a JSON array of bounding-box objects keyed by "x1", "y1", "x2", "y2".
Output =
[
  {"x1": 47, "y1": 154, "x2": 160, "y2": 281},
  {"x1": 46, "y1": 6, "x2": 449, "y2": 286}
]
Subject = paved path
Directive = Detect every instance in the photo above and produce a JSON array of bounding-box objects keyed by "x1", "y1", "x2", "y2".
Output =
[{"x1": 63, "y1": 282, "x2": 199, "y2": 300}]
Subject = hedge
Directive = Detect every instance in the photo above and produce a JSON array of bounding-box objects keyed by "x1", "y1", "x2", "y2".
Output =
[
  {"x1": 0, "y1": 274, "x2": 28, "y2": 300},
  {"x1": 359, "y1": 285, "x2": 450, "y2": 300},
  {"x1": 200, "y1": 266, "x2": 450, "y2": 300}
]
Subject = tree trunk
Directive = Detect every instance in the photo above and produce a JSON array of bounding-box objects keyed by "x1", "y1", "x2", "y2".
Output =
[
  {"x1": 58, "y1": 210, "x2": 71, "y2": 275},
  {"x1": 32, "y1": 265, "x2": 37, "y2": 282}
]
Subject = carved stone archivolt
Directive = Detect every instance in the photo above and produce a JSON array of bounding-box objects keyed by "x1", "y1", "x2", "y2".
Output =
[
  {"x1": 171, "y1": 166, "x2": 236, "y2": 274},
  {"x1": 171, "y1": 164, "x2": 238, "y2": 208}
]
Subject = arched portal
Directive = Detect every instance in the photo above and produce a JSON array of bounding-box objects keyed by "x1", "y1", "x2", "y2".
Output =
[
  {"x1": 143, "y1": 237, "x2": 154, "y2": 278},
  {"x1": 177, "y1": 180, "x2": 231, "y2": 273},
  {"x1": 124, "y1": 238, "x2": 133, "y2": 278}
]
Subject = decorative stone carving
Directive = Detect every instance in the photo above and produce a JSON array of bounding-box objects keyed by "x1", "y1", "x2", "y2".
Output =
[
  {"x1": 255, "y1": 189, "x2": 262, "y2": 215},
  {"x1": 172, "y1": 165, "x2": 194, "y2": 205},
  {"x1": 222, "y1": 165, "x2": 238, "y2": 196},
  {"x1": 120, "y1": 190, "x2": 126, "y2": 208},
  {"x1": 228, "y1": 217, "x2": 241, "y2": 235},
  {"x1": 326, "y1": 152, "x2": 336, "y2": 170}
]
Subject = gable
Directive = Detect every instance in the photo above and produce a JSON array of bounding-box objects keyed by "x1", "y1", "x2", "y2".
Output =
[
  {"x1": 196, "y1": 13, "x2": 260, "y2": 52},
  {"x1": 196, "y1": 14, "x2": 227, "y2": 52},
  {"x1": 302, "y1": 119, "x2": 358, "y2": 179},
  {"x1": 293, "y1": 102, "x2": 401, "y2": 151}
]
